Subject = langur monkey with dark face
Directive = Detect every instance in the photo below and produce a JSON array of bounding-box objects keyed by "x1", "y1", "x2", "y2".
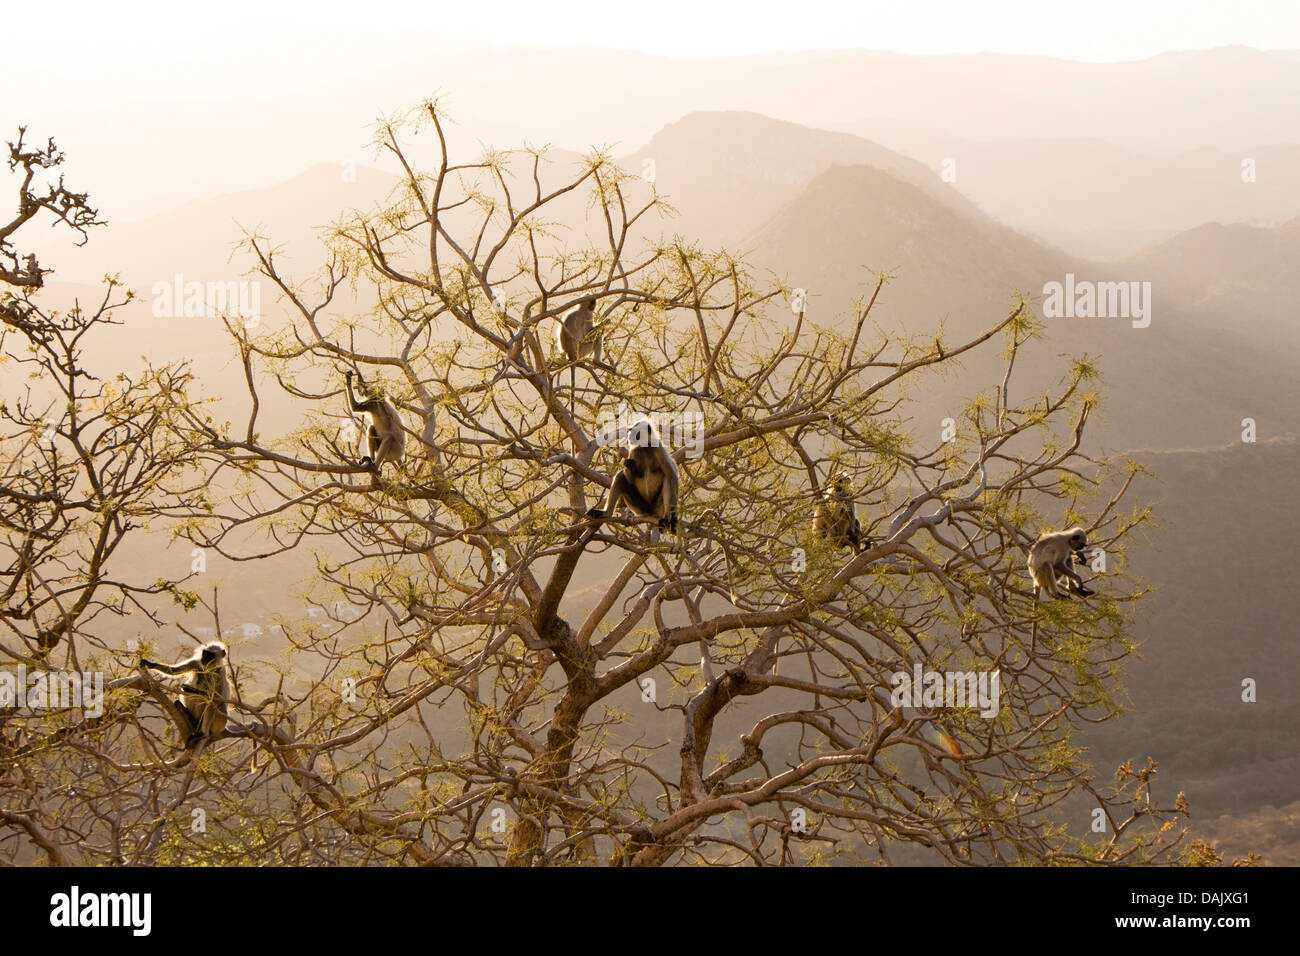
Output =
[
  {"x1": 587, "y1": 416, "x2": 679, "y2": 534},
  {"x1": 139, "y1": 641, "x2": 230, "y2": 748},
  {"x1": 1027, "y1": 527, "x2": 1095, "y2": 600},
  {"x1": 813, "y1": 473, "x2": 869, "y2": 553},
  {"x1": 346, "y1": 370, "x2": 405, "y2": 472}
]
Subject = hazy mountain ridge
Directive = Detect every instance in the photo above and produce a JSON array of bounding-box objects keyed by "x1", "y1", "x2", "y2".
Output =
[
  {"x1": 13, "y1": 43, "x2": 1299, "y2": 220},
  {"x1": 33, "y1": 110, "x2": 1300, "y2": 458},
  {"x1": 732, "y1": 135, "x2": 1298, "y2": 453},
  {"x1": 627, "y1": 111, "x2": 984, "y2": 249},
  {"x1": 833, "y1": 134, "x2": 1300, "y2": 259},
  {"x1": 1117, "y1": 217, "x2": 1300, "y2": 346},
  {"x1": 37, "y1": 161, "x2": 400, "y2": 287}
]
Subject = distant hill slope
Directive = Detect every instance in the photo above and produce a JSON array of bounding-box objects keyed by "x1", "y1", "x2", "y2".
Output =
[
  {"x1": 828, "y1": 132, "x2": 1300, "y2": 260},
  {"x1": 624, "y1": 111, "x2": 981, "y2": 249},
  {"x1": 1196, "y1": 801, "x2": 1300, "y2": 866},
  {"x1": 1090, "y1": 437, "x2": 1300, "y2": 859},
  {"x1": 36, "y1": 161, "x2": 399, "y2": 287},
  {"x1": 1117, "y1": 217, "x2": 1300, "y2": 350},
  {"x1": 738, "y1": 158, "x2": 1300, "y2": 454},
  {"x1": 741, "y1": 161, "x2": 1059, "y2": 312}
]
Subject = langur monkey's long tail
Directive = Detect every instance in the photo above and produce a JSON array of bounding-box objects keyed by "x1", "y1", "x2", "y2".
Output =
[
  {"x1": 1030, "y1": 590, "x2": 1039, "y2": 657},
  {"x1": 1027, "y1": 560, "x2": 1056, "y2": 657}
]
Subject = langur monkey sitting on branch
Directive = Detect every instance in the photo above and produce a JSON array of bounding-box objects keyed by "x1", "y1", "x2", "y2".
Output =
[
  {"x1": 346, "y1": 370, "x2": 405, "y2": 472},
  {"x1": 587, "y1": 416, "x2": 679, "y2": 534},
  {"x1": 813, "y1": 472, "x2": 869, "y2": 553},
  {"x1": 1027, "y1": 527, "x2": 1095, "y2": 600},
  {"x1": 555, "y1": 297, "x2": 613, "y2": 407},
  {"x1": 139, "y1": 641, "x2": 230, "y2": 748},
  {"x1": 555, "y1": 297, "x2": 607, "y2": 369}
]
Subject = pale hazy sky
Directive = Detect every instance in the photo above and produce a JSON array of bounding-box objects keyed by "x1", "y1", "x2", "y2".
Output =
[
  {"x1": 9, "y1": 0, "x2": 1299, "y2": 221},
  {"x1": 17, "y1": 0, "x2": 1300, "y2": 61}
]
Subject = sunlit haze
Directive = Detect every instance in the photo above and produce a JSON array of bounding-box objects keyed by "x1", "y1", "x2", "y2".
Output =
[{"x1": 13, "y1": 0, "x2": 1300, "y2": 60}]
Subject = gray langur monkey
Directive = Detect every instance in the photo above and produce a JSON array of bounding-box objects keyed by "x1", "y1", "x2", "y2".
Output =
[
  {"x1": 813, "y1": 473, "x2": 869, "y2": 553},
  {"x1": 139, "y1": 641, "x2": 230, "y2": 748},
  {"x1": 555, "y1": 297, "x2": 612, "y2": 408},
  {"x1": 587, "y1": 416, "x2": 679, "y2": 534},
  {"x1": 555, "y1": 297, "x2": 605, "y2": 367},
  {"x1": 1027, "y1": 527, "x2": 1095, "y2": 600},
  {"x1": 346, "y1": 370, "x2": 406, "y2": 472}
]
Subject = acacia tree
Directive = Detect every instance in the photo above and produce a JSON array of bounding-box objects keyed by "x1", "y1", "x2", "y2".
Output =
[
  {"x1": 0, "y1": 129, "x2": 199, "y2": 659},
  {"x1": 0, "y1": 130, "x2": 205, "y2": 862},
  {"x1": 149, "y1": 101, "x2": 1197, "y2": 867},
  {"x1": 1, "y1": 107, "x2": 1204, "y2": 866}
]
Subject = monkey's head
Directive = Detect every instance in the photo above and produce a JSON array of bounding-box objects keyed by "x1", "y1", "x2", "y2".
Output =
[
  {"x1": 347, "y1": 370, "x2": 385, "y2": 398},
  {"x1": 1065, "y1": 527, "x2": 1088, "y2": 553},
  {"x1": 583, "y1": 297, "x2": 597, "y2": 309},
  {"x1": 200, "y1": 641, "x2": 228, "y2": 665},
  {"x1": 625, "y1": 417, "x2": 660, "y2": 450},
  {"x1": 830, "y1": 473, "x2": 853, "y2": 496}
]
